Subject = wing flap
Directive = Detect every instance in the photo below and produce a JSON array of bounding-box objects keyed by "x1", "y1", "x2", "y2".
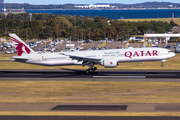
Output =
[{"x1": 61, "y1": 53, "x2": 102, "y2": 62}]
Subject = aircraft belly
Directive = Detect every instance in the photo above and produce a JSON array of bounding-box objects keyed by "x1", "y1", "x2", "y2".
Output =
[{"x1": 28, "y1": 60, "x2": 81, "y2": 66}]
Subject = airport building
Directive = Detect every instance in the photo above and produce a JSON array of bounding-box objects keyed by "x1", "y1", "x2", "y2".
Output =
[{"x1": 0, "y1": 0, "x2": 4, "y2": 12}]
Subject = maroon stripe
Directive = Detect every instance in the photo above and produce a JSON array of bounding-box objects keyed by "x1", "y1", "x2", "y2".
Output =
[{"x1": 10, "y1": 37, "x2": 21, "y2": 44}]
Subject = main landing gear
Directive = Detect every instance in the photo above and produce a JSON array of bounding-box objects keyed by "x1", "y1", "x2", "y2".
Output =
[
  {"x1": 85, "y1": 62, "x2": 97, "y2": 73},
  {"x1": 86, "y1": 67, "x2": 97, "y2": 73},
  {"x1": 161, "y1": 60, "x2": 166, "y2": 67}
]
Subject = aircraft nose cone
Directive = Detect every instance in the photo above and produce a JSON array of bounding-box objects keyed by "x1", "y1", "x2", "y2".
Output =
[{"x1": 171, "y1": 52, "x2": 175, "y2": 57}]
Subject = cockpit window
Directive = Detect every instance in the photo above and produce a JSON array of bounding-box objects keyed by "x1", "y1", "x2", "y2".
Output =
[{"x1": 168, "y1": 51, "x2": 173, "y2": 53}]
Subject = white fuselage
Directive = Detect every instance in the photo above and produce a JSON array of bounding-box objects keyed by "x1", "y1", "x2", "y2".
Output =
[
  {"x1": 12, "y1": 52, "x2": 82, "y2": 66},
  {"x1": 11, "y1": 47, "x2": 175, "y2": 66}
]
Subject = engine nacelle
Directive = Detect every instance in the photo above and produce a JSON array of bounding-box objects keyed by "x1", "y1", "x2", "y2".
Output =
[{"x1": 100, "y1": 59, "x2": 118, "y2": 68}]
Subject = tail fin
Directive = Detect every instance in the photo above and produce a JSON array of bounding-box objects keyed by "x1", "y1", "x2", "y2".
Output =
[{"x1": 9, "y1": 33, "x2": 35, "y2": 56}]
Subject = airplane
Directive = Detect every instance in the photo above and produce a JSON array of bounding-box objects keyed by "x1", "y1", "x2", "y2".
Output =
[{"x1": 9, "y1": 33, "x2": 175, "y2": 73}]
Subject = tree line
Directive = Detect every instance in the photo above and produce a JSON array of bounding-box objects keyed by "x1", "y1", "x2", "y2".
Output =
[{"x1": 0, "y1": 13, "x2": 175, "y2": 40}]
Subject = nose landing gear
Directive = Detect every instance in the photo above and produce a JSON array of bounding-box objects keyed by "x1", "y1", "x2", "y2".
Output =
[
  {"x1": 161, "y1": 60, "x2": 166, "y2": 67},
  {"x1": 161, "y1": 63, "x2": 164, "y2": 67}
]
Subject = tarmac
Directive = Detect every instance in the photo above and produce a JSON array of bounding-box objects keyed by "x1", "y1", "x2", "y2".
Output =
[
  {"x1": 1, "y1": 69, "x2": 180, "y2": 82},
  {"x1": 1, "y1": 103, "x2": 180, "y2": 112},
  {"x1": 1, "y1": 116, "x2": 180, "y2": 120}
]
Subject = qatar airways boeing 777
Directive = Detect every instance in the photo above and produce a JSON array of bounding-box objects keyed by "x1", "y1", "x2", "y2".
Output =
[{"x1": 9, "y1": 33, "x2": 175, "y2": 73}]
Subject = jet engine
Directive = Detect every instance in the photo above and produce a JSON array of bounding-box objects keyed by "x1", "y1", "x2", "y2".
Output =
[{"x1": 100, "y1": 59, "x2": 118, "y2": 68}]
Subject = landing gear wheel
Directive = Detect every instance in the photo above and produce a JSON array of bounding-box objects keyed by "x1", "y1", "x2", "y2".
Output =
[
  {"x1": 86, "y1": 67, "x2": 97, "y2": 73},
  {"x1": 94, "y1": 67, "x2": 97, "y2": 71},
  {"x1": 161, "y1": 64, "x2": 164, "y2": 67},
  {"x1": 86, "y1": 68, "x2": 90, "y2": 73},
  {"x1": 91, "y1": 67, "x2": 97, "y2": 72},
  {"x1": 90, "y1": 68, "x2": 95, "y2": 72},
  {"x1": 161, "y1": 60, "x2": 166, "y2": 68}
]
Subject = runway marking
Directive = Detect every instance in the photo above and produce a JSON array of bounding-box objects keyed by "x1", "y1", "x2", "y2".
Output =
[
  {"x1": 51, "y1": 105, "x2": 127, "y2": 111},
  {"x1": 93, "y1": 76, "x2": 146, "y2": 79},
  {"x1": 106, "y1": 74, "x2": 176, "y2": 76}
]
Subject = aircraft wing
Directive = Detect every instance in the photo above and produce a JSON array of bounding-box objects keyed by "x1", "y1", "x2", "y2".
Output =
[
  {"x1": 60, "y1": 53, "x2": 102, "y2": 66},
  {"x1": 64, "y1": 54, "x2": 102, "y2": 62}
]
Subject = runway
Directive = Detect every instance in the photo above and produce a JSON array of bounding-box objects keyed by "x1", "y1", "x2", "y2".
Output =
[
  {"x1": 1, "y1": 69, "x2": 180, "y2": 81},
  {"x1": 1, "y1": 103, "x2": 180, "y2": 112},
  {"x1": 1, "y1": 104, "x2": 180, "y2": 120},
  {"x1": 1, "y1": 116, "x2": 180, "y2": 120}
]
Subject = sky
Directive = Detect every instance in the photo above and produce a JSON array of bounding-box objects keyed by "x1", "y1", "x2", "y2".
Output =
[{"x1": 4, "y1": 0, "x2": 180, "y2": 5}]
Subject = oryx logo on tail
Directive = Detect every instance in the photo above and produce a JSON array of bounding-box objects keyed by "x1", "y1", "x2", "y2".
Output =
[
  {"x1": 10, "y1": 36, "x2": 31, "y2": 56},
  {"x1": 9, "y1": 34, "x2": 32, "y2": 56}
]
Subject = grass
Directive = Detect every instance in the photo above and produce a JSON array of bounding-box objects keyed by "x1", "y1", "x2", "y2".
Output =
[
  {"x1": 0, "y1": 53, "x2": 180, "y2": 70},
  {"x1": 0, "y1": 81, "x2": 180, "y2": 103},
  {"x1": 0, "y1": 111, "x2": 180, "y2": 116},
  {"x1": 122, "y1": 18, "x2": 180, "y2": 25},
  {"x1": 0, "y1": 54, "x2": 15, "y2": 61}
]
